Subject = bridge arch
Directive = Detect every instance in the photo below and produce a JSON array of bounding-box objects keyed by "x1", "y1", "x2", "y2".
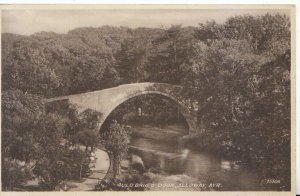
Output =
[
  {"x1": 46, "y1": 83, "x2": 198, "y2": 134},
  {"x1": 99, "y1": 90, "x2": 196, "y2": 133}
]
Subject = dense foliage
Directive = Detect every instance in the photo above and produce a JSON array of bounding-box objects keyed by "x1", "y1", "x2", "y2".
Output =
[
  {"x1": 182, "y1": 14, "x2": 290, "y2": 190},
  {"x1": 2, "y1": 13, "x2": 291, "y2": 190},
  {"x1": 2, "y1": 91, "x2": 95, "y2": 190}
]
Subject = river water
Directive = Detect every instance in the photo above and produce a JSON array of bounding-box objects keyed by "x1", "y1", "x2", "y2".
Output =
[{"x1": 129, "y1": 125, "x2": 264, "y2": 191}]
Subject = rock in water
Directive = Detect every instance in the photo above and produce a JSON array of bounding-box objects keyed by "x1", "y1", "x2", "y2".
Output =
[{"x1": 131, "y1": 154, "x2": 144, "y2": 174}]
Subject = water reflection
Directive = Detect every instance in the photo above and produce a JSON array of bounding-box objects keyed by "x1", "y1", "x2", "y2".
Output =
[{"x1": 129, "y1": 125, "x2": 262, "y2": 190}]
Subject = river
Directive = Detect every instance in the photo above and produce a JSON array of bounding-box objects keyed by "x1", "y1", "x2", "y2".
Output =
[{"x1": 129, "y1": 124, "x2": 264, "y2": 191}]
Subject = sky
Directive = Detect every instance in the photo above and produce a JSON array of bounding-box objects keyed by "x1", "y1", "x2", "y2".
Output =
[{"x1": 2, "y1": 9, "x2": 290, "y2": 35}]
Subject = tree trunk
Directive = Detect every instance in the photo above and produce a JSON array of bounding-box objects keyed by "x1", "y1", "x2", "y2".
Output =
[
  {"x1": 117, "y1": 156, "x2": 120, "y2": 176},
  {"x1": 200, "y1": 117, "x2": 204, "y2": 130},
  {"x1": 113, "y1": 156, "x2": 120, "y2": 178},
  {"x1": 177, "y1": 107, "x2": 180, "y2": 123},
  {"x1": 174, "y1": 42, "x2": 177, "y2": 64},
  {"x1": 79, "y1": 164, "x2": 82, "y2": 180}
]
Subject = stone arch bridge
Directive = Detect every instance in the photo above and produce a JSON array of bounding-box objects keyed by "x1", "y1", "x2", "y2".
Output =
[{"x1": 46, "y1": 83, "x2": 198, "y2": 133}]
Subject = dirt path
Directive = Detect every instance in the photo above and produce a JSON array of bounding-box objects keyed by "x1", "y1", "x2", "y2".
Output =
[{"x1": 67, "y1": 148, "x2": 110, "y2": 191}]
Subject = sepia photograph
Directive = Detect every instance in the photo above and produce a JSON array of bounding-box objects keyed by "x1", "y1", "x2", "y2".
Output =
[{"x1": 0, "y1": 4, "x2": 295, "y2": 193}]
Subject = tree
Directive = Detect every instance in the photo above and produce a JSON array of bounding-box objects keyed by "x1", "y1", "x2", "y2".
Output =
[
  {"x1": 31, "y1": 112, "x2": 95, "y2": 190},
  {"x1": 116, "y1": 37, "x2": 151, "y2": 83},
  {"x1": 100, "y1": 120, "x2": 130, "y2": 178},
  {"x1": 2, "y1": 37, "x2": 61, "y2": 97},
  {"x1": 70, "y1": 55, "x2": 120, "y2": 94},
  {"x1": 62, "y1": 148, "x2": 90, "y2": 180},
  {"x1": 181, "y1": 14, "x2": 290, "y2": 190},
  {"x1": 2, "y1": 90, "x2": 77, "y2": 190},
  {"x1": 222, "y1": 14, "x2": 290, "y2": 56},
  {"x1": 2, "y1": 90, "x2": 44, "y2": 162},
  {"x1": 146, "y1": 25, "x2": 196, "y2": 84},
  {"x1": 72, "y1": 130, "x2": 99, "y2": 151},
  {"x1": 31, "y1": 113, "x2": 71, "y2": 190},
  {"x1": 69, "y1": 109, "x2": 102, "y2": 150},
  {"x1": 252, "y1": 50, "x2": 290, "y2": 189},
  {"x1": 1, "y1": 157, "x2": 33, "y2": 191},
  {"x1": 195, "y1": 20, "x2": 223, "y2": 45}
]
